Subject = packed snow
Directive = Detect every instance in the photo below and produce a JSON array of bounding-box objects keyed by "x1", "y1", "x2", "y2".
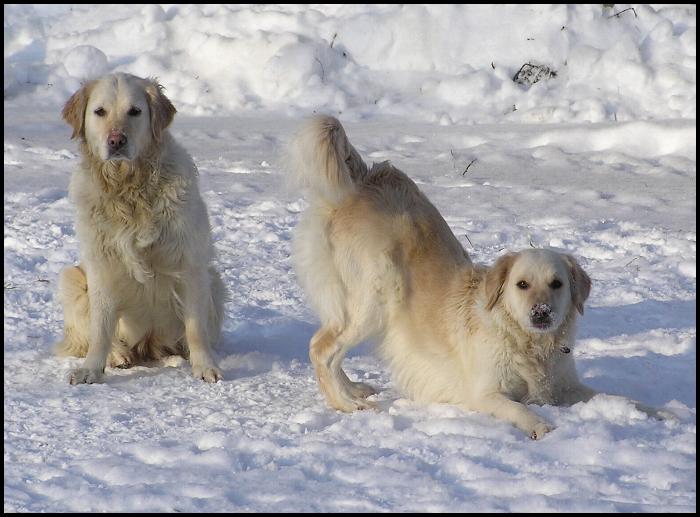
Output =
[{"x1": 4, "y1": 3, "x2": 696, "y2": 512}]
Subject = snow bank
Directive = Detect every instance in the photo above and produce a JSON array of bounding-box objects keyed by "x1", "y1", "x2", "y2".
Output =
[{"x1": 3, "y1": 4, "x2": 696, "y2": 123}]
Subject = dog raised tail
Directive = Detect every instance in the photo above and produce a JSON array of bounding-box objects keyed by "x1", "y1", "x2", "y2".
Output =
[{"x1": 287, "y1": 115, "x2": 368, "y2": 206}]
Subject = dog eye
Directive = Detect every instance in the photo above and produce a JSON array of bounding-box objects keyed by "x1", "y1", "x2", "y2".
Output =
[
  {"x1": 94, "y1": 107, "x2": 106, "y2": 117},
  {"x1": 550, "y1": 279, "x2": 563, "y2": 289},
  {"x1": 128, "y1": 106, "x2": 142, "y2": 116},
  {"x1": 516, "y1": 280, "x2": 529, "y2": 290}
]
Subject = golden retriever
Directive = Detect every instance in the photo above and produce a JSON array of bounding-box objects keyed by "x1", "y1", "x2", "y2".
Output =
[
  {"x1": 289, "y1": 115, "x2": 667, "y2": 439},
  {"x1": 56, "y1": 72, "x2": 225, "y2": 384}
]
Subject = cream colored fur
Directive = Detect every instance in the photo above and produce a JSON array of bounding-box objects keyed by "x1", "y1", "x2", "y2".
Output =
[
  {"x1": 289, "y1": 115, "x2": 668, "y2": 439},
  {"x1": 56, "y1": 73, "x2": 224, "y2": 384}
]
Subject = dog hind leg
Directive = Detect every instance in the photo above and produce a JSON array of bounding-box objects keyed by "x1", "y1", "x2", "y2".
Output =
[
  {"x1": 55, "y1": 265, "x2": 134, "y2": 368},
  {"x1": 310, "y1": 325, "x2": 377, "y2": 411},
  {"x1": 55, "y1": 265, "x2": 91, "y2": 358}
]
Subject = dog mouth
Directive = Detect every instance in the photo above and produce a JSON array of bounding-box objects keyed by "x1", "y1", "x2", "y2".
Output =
[
  {"x1": 528, "y1": 315, "x2": 559, "y2": 333},
  {"x1": 530, "y1": 320, "x2": 552, "y2": 331},
  {"x1": 107, "y1": 151, "x2": 129, "y2": 161}
]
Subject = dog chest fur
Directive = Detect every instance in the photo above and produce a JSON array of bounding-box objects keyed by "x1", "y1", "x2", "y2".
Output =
[{"x1": 70, "y1": 152, "x2": 192, "y2": 285}]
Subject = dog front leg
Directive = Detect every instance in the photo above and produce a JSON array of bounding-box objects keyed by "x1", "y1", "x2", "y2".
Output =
[
  {"x1": 69, "y1": 284, "x2": 116, "y2": 384},
  {"x1": 183, "y1": 269, "x2": 222, "y2": 383},
  {"x1": 467, "y1": 393, "x2": 553, "y2": 440}
]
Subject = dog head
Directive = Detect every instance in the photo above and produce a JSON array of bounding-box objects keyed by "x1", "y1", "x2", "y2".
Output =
[
  {"x1": 62, "y1": 73, "x2": 176, "y2": 162},
  {"x1": 484, "y1": 249, "x2": 591, "y2": 334}
]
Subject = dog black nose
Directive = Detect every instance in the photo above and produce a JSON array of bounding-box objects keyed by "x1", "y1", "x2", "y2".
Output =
[
  {"x1": 108, "y1": 131, "x2": 127, "y2": 151},
  {"x1": 530, "y1": 303, "x2": 552, "y2": 326}
]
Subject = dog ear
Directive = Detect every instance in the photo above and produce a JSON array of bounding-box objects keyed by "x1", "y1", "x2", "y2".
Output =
[
  {"x1": 563, "y1": 254, "x2": 591, "y2": 315},
  {"x1": 484, "y1": 252, "x2": 517, "y2": 311},
  {"x1": 62, "y1": 80, "x2": 96, "y2": 140},
  {"x1": 145, "y1": 77, "x2": 176, "y2": 142}
]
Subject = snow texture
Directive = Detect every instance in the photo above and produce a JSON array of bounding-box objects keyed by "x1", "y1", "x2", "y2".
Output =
[{"x1": 4, "y1": 4, "x2": 696, "y2": 513}]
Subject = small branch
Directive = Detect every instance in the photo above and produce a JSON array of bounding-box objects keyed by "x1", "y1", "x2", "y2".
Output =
[
  {"x1": 314, "y1": 57, "x2": 325, "y2": 83},
  {"x1": 464, "y1": 233, "x2": 474, "y2": 248},
  {"x1": 462, "y1": 158, "x2": 477, "y2": 176},
  {"x1": 514, "y1": 63, "x2": 528, "y2": 77},
  {"x1": 624, "y1": 256, "x2": 641, "y2": 267},
  {"x1": 609, "y1": 7, "x2": 637, "y2": 18},
  {"x1": 329, "y1": 33, "x2": 338, "y2": 48},
  {"x1": 4, "y1": 278, "x2": 51, "y2": 290}
]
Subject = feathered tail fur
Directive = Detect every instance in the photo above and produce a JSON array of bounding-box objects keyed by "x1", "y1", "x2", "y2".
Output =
[
  {"x1": 288, "y1": 115, "x2": 371, "y2": 329},
  {"x1": 287, "y1": 115, "x2": 368, "y2": 206}
]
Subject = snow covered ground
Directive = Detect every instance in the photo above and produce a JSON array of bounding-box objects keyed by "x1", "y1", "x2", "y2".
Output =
[{"x1": 4, "y1": 4, "x2": 696, "y2": 512}]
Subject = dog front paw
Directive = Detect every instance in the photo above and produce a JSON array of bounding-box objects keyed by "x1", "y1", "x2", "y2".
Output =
[
  {"x1": 69, "y1": 368, "x2": 104, "y2": 385},
  {"x1": 192, "y1": 364, "x2": 223, "y2": 383},
  {"x1": 529, "y1": 421, "x2": 553, "y2": 440}
]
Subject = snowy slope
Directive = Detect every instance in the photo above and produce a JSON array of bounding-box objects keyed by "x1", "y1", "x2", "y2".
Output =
[
  {"x1": 4, "y1": 3, "x2": 697, "y2": 513},
  {"x1": 3, "y1": 4, "x2": 696, "y2": 123}
]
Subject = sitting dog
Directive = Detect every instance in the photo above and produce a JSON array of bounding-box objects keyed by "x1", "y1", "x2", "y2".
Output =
[
  {"x1": 288, "y1": 115, "x2": 667, "y2": 439},
  {"x1": 56, "y1": 72, "x2": 224, "y2": 384}
]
